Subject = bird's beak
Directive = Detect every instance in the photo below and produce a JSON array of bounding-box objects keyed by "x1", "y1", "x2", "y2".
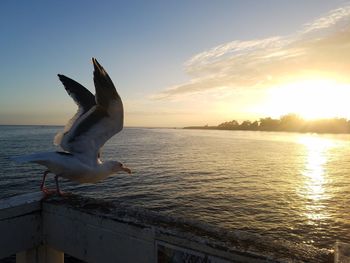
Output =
[{"x1": 121, "y1": 166, "x2": 132, "y2": 174}]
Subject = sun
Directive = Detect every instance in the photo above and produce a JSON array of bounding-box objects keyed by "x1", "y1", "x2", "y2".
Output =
[{"x1": 258, "y1": 79, "x2": 350, "y2": 120}]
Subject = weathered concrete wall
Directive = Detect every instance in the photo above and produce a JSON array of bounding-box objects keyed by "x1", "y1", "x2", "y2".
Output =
[
  {"x1": 0, "y1": 192, "x2": 339, "y2": 263},
  {"x1": 40, "y1": 200, "x2": 272, "y2": 263},
  {"x1": 41, "y1": 195, "x2": 333, "y2": 263},
  {"x1": 42, "y1": 203, "x2": 156, "y2": 263},
  {"x1": 0, "y1": 192, "x2": 43, "y2": 259}
]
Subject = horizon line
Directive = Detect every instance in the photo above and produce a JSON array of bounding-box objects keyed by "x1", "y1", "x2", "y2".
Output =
[{"x1": 0, "y1": 124, "x2": 181, "y2": 129}]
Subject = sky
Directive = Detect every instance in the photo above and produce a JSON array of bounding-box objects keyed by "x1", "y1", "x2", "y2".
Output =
[{"x1": 1, "y1": 0, "x2": 350, "y2": 127}]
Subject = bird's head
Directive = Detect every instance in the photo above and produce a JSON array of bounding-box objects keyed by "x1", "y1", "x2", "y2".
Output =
[{"x1": 106, "y1": 161, "x2": 132, "y2": 175}]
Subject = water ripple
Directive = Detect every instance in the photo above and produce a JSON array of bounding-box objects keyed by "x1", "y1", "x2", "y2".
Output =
[{"x1": 1, "y1": 126, "x2": 350, "y2": 250}]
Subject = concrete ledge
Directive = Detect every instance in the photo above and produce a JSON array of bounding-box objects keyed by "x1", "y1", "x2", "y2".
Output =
[
  {"x1": 0, "y1": 213, "x2": 42, "y2": 259},
  {"x1": 0, "y1": 192, "x2": 43, "y2": 220},
  {"x1": 0, "y1": 192, "x2": 336, "y2": 263},
  {"x1": 43, "y1": 203, "x2": 155, "y2": 263},
  {"x1": 43, "y1": 194, "x2": 333, "y2": 263},
  {"x1": 0, "y1": 192, "x2": 43, "y2": 259}
]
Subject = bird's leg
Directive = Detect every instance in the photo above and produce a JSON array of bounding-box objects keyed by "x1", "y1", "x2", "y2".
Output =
[
  {"x1": 40, "y1": 170, "x2": 53, "y2": 195},
  {"x1": 54, "y1": 175, "x2": 64, "y2": 196}
]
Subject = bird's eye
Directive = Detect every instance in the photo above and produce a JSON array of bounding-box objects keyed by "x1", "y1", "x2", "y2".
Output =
[{"x1": 119, "y1": 163, "x2": 123, "y2": 167}]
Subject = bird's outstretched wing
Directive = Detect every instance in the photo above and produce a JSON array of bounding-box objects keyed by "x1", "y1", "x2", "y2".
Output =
[
  {"x1": 59, "y1": 58, "x2": 124, "y2": 164},
  {"x1": 54, "y1": 75, "x2": 96, "y2": 146}
]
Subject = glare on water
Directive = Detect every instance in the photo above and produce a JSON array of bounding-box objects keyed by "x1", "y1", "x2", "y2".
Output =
[
  {"x1": 2, "y1": 126, "x2": 350, "y2": 250},
  {"x1": 298, "y1": 136, "x2": 335, "y2": 225}
]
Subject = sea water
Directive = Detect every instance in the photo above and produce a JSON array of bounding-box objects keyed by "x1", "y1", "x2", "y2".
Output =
[{"x1": 1, "y1": 125, "x2": 350, "y2": 251}]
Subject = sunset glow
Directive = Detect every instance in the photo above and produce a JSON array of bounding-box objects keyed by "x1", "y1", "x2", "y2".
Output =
[
  {"x1": 1, "y1": 1, "x2": 350, "y2": 126},
  {"x1": 259, "y1": 79, "x2": 350, "y2": 120}
]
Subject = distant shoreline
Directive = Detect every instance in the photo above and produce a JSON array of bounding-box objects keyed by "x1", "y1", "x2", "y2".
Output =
[
  {"x1": 183, "y1": 126, "x2": 350, "y2": 135},
  {"x1": 183, "y1": 114, "x2": 350, "y2": 134},
  {"x1": 183, "y1": 126, "x2": 350, "y2": 134},
  {"x1": 0, "y1": 124, "x2": 173, "y2": 129}
]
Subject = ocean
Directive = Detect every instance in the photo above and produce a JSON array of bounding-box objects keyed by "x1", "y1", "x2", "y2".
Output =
[{"x1": 1, "y1": 125, "x2": 350, "y2": 251}]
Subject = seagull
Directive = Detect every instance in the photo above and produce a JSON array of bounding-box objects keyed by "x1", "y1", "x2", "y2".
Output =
[{"x1": 13, "y1": 58, "x2": 131, "y2": 195}]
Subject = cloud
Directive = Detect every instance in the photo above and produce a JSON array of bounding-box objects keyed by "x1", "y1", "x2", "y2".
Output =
[
  {"x1": 156, "y1": 5, "x2": 350, "y2": 99},
  {"x1": 301, "y1": 6, "x2": 350, "y2": 33}
]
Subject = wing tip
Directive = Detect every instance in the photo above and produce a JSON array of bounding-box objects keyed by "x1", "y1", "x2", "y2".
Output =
[
  {"x1": 92, "y1": 57, "x2": 97, "y2": 68},
  {"x1": 92, "y1": 57, "x2": 98, "y2": 65},
  {"x1": 57, "y1": 74, "x2": 67, "y2": 82},
  {"x1": 92, "y1": 57, "x2": 105, "y2": 74}
]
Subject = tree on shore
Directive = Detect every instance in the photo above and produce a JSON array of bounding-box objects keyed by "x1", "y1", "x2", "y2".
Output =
[
  {"x1": 218, "y1": 120, "x2": 239, "y2": 130},
  {"x1": 259, "y1": 117, "x2": 280, "y2": 131}
]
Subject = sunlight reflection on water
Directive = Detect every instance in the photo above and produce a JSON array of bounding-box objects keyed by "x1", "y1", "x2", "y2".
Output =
[
  {"x1": 2, "y1": 126, "x2": 350, "y2": 249},
  {"x1": 298, "y1": 136, "x2": 334, "y2": 226}
]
